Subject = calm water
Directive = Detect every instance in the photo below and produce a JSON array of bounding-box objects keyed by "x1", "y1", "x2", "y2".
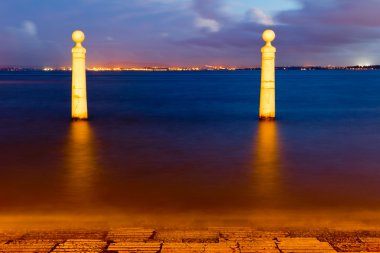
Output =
[{"x1": 1, "y1": 70, "x2": 380, "y2": 226}]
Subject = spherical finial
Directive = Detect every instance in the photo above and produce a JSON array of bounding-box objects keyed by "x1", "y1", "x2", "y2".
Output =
[
  {"x1": 262, "y1": 29, "x2": 275, "y2": 43},
  {"x1": 72, "y1": 30, "x2": 85, "y2": 44}
]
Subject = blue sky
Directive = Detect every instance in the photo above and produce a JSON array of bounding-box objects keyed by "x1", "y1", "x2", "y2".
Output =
[
  {"x1": 224, "y1": 0, "x2": 299, "y2": 15},
  {"x1": 0, "y1": 0, "x2": 379, "y2": 67}
]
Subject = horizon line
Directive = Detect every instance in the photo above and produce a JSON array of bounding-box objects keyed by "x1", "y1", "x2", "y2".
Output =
[{"x1": 1, "y1": 64, "x2": 380, "y2": 71}]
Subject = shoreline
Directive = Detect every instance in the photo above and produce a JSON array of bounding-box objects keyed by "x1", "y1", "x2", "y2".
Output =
[
  {"x1": 1, "y1": 67, "x2": 380, "y2": 72},
  {"x1": 2, "y1": 208, "x2": 380, "y2": 231}
]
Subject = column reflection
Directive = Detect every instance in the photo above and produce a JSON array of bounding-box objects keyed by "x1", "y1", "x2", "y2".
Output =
[
  {"x1": 252, "y1": 121, "x2": 284, "y2": 206},
  {"x1": 65, "y1": 121, "x2": 100, "y2": 208}
]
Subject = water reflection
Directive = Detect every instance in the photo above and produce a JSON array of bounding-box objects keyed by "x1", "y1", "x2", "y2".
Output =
[
  {"x1": 252, "y1": 121, "x2": 284, "y2": 206},
  {"x1": 64, "y1": 121, "x2": 100, "y2": 208}
]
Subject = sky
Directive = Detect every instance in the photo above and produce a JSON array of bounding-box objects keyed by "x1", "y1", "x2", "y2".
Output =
[{"x1": 0, "y1": 0, "x2": 379, "y2": 67}]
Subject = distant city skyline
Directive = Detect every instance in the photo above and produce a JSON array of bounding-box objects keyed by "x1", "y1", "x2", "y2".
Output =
[
  {"x1": 0, "y1": 0, "x2": 379, "y2": 67},
  {"x1": 2, "y1": 64, "x2": 379, "y2": 72}
]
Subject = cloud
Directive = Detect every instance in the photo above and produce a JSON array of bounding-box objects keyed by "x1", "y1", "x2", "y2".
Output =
[
  {"x1": 277, "y1": 0, "x2": 380, "y2": 27},
  {"x1": 22, "y1": 21, "x2": 37, "y2": 37},
  {"x1": 247, "y1": 8, "x2": 274, "y2": 26},
  {"x1": 192, "y1": 0, "x2": 224, "y2": 21},
  {"x1": 180, "y1": 0, "x2": 380, "y2": 66},
  {"x1": 1, "y1": 0, "x2": 380, "y2": 67},
  {"x1": 195, "y1": 16, "x2": 221, "y2": 32},
  {"x1": 7, "y1": 20, "x2": 38, "y2": 39},
  {"x1": 272, "y1": 0, "x2": 380, "y2": 64},
  {"x1": 1, "y1": 19, "x2": 65, "y2": 67},
  {"x1": 191, "y1": 0, "x2": 224, "y2": 33}
]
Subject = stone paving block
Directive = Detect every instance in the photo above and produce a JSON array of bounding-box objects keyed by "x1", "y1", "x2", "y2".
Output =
[
  {"x1": 356, "y1": 237, "x2": 380, "y2": 252},
  {"x1": 0, "y1": 239, "x2": 56, "y2": 252},
  {"x1": 155, "y1": 230, "x2": 219, "y2": 243},
  {"x1": 250, "y1": 231, "x2": 288, "y2": 239},
  {"x1": 361, "y1": 237, "x2": 380, "y2": 243},
  {"x1": 3, "y1": 228, "x2": 380, "y2": 252},
  {"x1": 23, "y1": 230, "x2": 106, "y2": 241},
  {"x1": 239, "y1": 239, "x2": 278, "y2": 253},
  {"x1": 204, "y1": 242, "x2": 239, "y2": 252},
  {"x1": 106, "y1": 228, "x2": 155, "y2": 242},
  {"x1": 317, "y1": 231, "x2": 359, "y2": 245},
  {"x1": 161, "y1": 243, "x2": 206, "y2": 252},
  {"x1": 211, "y1": 227, "x2": 254, "y2": 242},
  {"x1": 211, "y1": 227, "x2": 286, "y2": 242},
  {"x1": 276, "y1": 238, "x2": 336, "y2": 252},
  {"x1": 366, "y1": 244, "x2": 380, "y2": 251},
  {"x1": 52, "y1": 239, "x2": 107, "y2": 252},
  {"x1": 334, "y1": 242, "x2": 365, "y2": 252},
  {"x1": 107, "y1": 242, "x2": 162, "y2": 252},
  {"x1": 0, "y1": 232, "x2": 24, "y2": 242}
]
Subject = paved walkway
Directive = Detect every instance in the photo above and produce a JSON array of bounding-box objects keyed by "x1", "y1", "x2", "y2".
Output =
[{"x1": 1, "y1": 227, "x2": 380, "y2": 252}]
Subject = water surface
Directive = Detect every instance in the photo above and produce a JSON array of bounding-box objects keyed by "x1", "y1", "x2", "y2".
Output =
[{"x1": 1, "y1": 70, "x2": 380, "y2": 228}]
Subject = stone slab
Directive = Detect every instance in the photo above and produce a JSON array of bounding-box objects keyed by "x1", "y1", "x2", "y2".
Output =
[
  {"x1": 107, "y1": 242, "x2": 162, "y2": 252},
  {"x1": 52, "y1": 239, "x2": 107, "y2": 252},
  {"x1": 155, "y1": 230, "x2": 219, "y2": 243},
  {"x1": 276, "y1": 238, "x2": 336, "y2": 253},
  {"x1": 0, "y1": 240, "x2": 56, "y2": 253},
  {"x1": 106, "y1": 228, "x2": 155, "y2": 242}
]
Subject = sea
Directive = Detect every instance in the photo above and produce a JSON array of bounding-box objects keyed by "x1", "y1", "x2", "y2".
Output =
[{"x1": 1, "y1": 70, "x2": 380, "y2": 228}]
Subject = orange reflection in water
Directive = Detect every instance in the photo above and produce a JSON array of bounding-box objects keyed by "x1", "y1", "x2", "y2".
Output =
[
  {"x1": 64, "y1": 121, "x2": 100, "y2": 208},
  {"x1": 252, "y1": 121, "x2": 284, "y2": 205}
]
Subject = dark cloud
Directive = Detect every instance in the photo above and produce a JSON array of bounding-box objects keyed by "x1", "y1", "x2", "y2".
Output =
[
  {"x1": 275, "y1": 0, "x2": 380, "y2": 64},
  {"x1": 192, "y1": 0, "x2": 225, "y2": 21},
  {"x1": 277, "y1": 0, "x2": 380, "y2": 27},
  {"x1": 181, "y1": 0, "x2": 380, "y2": 66}
]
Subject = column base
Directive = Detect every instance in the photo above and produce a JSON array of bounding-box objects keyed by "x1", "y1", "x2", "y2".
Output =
[
  {"x1": 72, "y1": 117, "x2": 89, "y2": 121},
  {"x1": 259, "y1": 116, "x2": 276, "y2": 121}
]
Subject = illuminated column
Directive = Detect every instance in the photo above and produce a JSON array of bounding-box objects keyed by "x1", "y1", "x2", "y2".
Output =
[
  {"x1": 259, "y1": 30, "x2": 276, "y2": 120},
  {"x1": 71, "y1": 30, "x2": 88, "y2": 120}
]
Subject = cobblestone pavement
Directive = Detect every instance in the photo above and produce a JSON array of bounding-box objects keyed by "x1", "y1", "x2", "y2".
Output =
[{"x1": 1, "y1": 228, "x2": 380, "y2": 252}]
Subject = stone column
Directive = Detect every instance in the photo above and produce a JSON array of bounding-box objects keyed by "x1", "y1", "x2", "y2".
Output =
[
  {"x1": 71, "y1": 30, "x2": 88, "y2": 120},
  {"x1": 259, "y1": 30, "x2": 276, "y2": 120}
]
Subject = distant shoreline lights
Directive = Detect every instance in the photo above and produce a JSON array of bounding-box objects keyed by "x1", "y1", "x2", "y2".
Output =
[{"x1": 1, "y1": 65, "x2": 380, "y2": 72}]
